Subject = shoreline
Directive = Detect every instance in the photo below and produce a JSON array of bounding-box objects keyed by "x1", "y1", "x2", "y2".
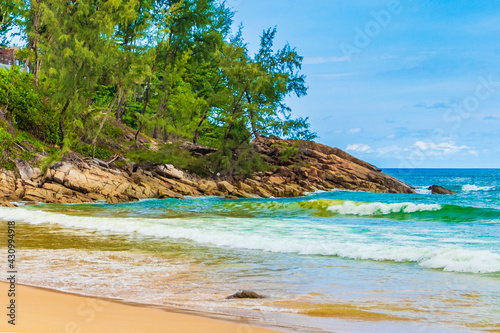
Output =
[
  {"x1": 0, "y1": 136, "x2": 415, "y2": 206},
  {"x1": 0, "y1": 282, "x2": 297, "y2": 333}
]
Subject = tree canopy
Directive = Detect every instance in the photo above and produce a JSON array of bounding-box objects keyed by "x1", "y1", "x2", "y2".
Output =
[{"x1": 0, "y1": 0, "x2": 316, "y2": 176}]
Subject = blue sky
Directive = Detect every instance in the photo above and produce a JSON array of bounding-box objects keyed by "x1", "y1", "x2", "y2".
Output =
[{"x1": 230, "y1": 0, "x2": 500, "y2": 168}]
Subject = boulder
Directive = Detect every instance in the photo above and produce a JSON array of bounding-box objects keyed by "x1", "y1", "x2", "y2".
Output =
[
  {"x1": 269, "y1": 176, "x2": 285, "y2": 185},
  {"x1": 237, "y1": 181, "x2": 253, "y2": 193},
  {"x1": 16, "y1": 160, "x2": 36, "y2": 181},
  {"x1": 429, "y1": 185, "x2": 456, "y2": 195},
  {"x1": 217, "y1": 181, "x2": 234, "y2": 194},
  {"x1": 198, "y1": 181, "x2": 217, "y2": 194},
  {"x1": 155, "y1": 164, "x2": 185, "y2": 180},
  {"x1": 226, "y1": 290, "x2": 265, "y2": 299},
  {"x1": 254, "y1": 186, "x2": 273, "y2": 198}
]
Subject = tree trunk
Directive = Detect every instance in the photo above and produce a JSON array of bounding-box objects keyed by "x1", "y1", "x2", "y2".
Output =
[
  {"x1": 115, "y1": 93, "x2": 125, "y2": 120},
  {"x1": 245, "y1": 91, "x2": 260, "y2": 138},
  {"x1": 141, "y1": 39, "x2": 162, "y2": 117},
  {"x1": 29, "y1": 0, "x2": 42, "y2": 86},
  {"x1": 162, "y1": 125, "x2": 168, "y2": 142},
  {"x1": 87, "y1": 87, "x2": 94, "y2": 107},
  {"x1": 152, "y1": 125, "x2": 158, "y2": 139},
  {"x1": 120, "y1": 102, "x2": 127, "y2": 121},
  {"x1": 141, "y1": 80, "x2": 150, "y2": 116},
  {"x1": 92, "y1": 88, "x2": 121, "y2": 158},
  {"x1": 59, "y1": 99, "x2": 71, "y2": 148},
  {"x1": 193, "y1": 114, "x2": 207, "y2": 144},
  {"x1": 249, "y1": 110, "x2": 260, "y2": 138}
]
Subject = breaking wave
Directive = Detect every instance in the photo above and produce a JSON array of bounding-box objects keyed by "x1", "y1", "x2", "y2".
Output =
[
  {"x1": 1, "y1": 207, "x2": 499, "y2": 274},
  {"x1": 462, "y1": 184, "x2": 496, "y2": 192}
]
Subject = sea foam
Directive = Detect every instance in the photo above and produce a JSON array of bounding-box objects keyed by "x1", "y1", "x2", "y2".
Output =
[
  {"x1": 1, "y1": 207, "x2": 498, "y2": 274},
  {"x1": 462, "y1": 184, "x2": 495, "y2": 192},
  {"x1": 326, "y1": 201, "x2": 442, "y2": 216}
]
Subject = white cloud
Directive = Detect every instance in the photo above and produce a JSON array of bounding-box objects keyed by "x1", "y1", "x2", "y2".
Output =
[
  {"x1": 412, "y1": 141, "x2": 468, "y2": 156},
  {"x1": 347, "y1": 127, "x2": 361, "y2": 134},
  {"x1": 346, "y1": 140, "x2": 471, "y2": 158},
  {"x1": 346, "y1": 143, "x2": 372, "y2": 153},
  {"x1": 376, "y1": 145, "x2": 405, "y2": 155},
  {"x1": 303, "y1": 56, "x2": 349, "y2": 65}
]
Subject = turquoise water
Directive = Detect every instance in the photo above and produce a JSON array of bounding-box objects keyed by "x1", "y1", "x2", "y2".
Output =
[{"x1": 0, "y1": 168, "x2": 499, "y2": 332}]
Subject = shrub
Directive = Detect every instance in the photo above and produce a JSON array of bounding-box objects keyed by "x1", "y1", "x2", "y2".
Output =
[
  {"x1": 0, "y1": 121, "x2": 14, "y2": 170},
  {"x1": 102, "y1": 123, "x2": 124, "y2": 139},
  {"x1": 0, "y1": 68, "x2": 61, "y2": 144},
  {"x1": 126, "y1": 143, "x2": 195, "y2": 169},
  {"x1": 75, "y1": 143, "x2": 113, "y2": 160}
]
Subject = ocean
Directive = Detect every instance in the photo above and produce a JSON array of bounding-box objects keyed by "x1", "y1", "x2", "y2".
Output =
[{"x1": 1, "y1": 168, "x2": 499, "y2": 332}]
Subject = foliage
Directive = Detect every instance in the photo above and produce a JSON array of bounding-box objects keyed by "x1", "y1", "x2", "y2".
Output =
[
  {"x1": 272, "y1": 142, "x2": 300, "y2": 164},
  {"x1": 0, "y1": 121, "x2": 14, "y2": 169},
  {"x1": 102, "y1": 123, "x2": 124, "y2": 139},
  {"x1": 38, "y1": 147, "x2": 63, "y2": 173},
  {"x1": 1, "y1": 0, "x2": 316, "y2": 177},
  {"x1": 0, "y1": 68, "x2": 61, "y2": 143},
  {"x1": 75, "y1": 143, "x2": 113, "y2": 160},
  {"x1": 126, "y1": 143, "x2": 195, "y2": 169}
]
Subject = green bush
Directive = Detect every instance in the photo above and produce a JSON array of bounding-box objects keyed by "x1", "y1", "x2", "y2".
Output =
[
  {"x1": 0, "y1": 68, "x2": 61, "y2": 144},
  {"x1": 126, "y1": 143, "x2": 208, "y2": 174},
  {"x1": 102, "y1": 123, "x2": 124, "y2": 139},
  {"x1": 0, "y1": 122, "x2": 14, "y2": 170},
  {"x1": 75, "y1": 143, "x2": 113, "y2": 160}
]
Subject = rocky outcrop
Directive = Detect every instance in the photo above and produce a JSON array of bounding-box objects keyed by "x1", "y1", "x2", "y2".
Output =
[
  {"x1": 251, "y1": 136, "x2": 415, "y2": 194},
  {"x1": 0, "y1": 136, "x2": 415, "y2": 204},
  {"x1": 429, "y1": 185, "x2": 456, "y2": 195}
]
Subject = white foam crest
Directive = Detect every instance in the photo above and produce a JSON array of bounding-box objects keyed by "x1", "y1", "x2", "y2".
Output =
[
  {"x1": 326, "y1": 201, "x2": 441, "y2": 216},
  {"x1": 462, "y1": 184, "x2": 495, "y2": 192},
  {"x1": 415, "y1": 186, "x2": 432, "y2": 195},
  {"x1": 1, "y1": 207, "x2": 498, "y2": 274},
  {"x1": 419, "y1": 248, "x2": 500, "y2": 273}
]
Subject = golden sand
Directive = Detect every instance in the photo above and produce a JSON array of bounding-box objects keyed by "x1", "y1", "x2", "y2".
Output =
[{"x1": 0, "y1": 282, "x2": 286, "y2": 333}]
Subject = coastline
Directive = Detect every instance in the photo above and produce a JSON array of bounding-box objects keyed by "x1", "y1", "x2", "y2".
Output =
[
  {"x1": 0, "y1": 136, "x2": 415, "y2": 206},
  {"x1": 0, "y1": 170, "x2": 498, "y2": 333},
  {"x1": 0, "y1": 282, "x2": 294, "y2": 333}
]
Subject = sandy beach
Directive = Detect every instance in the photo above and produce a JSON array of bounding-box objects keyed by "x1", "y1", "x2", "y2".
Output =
[{"x1": 0, "y1": 282, "x2": 288, "y2": 333}]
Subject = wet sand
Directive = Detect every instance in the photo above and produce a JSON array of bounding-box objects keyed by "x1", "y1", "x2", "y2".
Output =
[{"x1": 0, "y1": 282, "x2": 289, "y2": 333}]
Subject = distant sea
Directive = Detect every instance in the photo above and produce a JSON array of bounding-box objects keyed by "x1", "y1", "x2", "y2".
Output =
[{"x1": 1, "y1": 169, "x2": 499, "y2": 332}]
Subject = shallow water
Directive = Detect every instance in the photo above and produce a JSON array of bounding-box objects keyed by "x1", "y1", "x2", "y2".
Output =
[{"x1": 0, "y1": 168, "x2": 499, "y2": 332}]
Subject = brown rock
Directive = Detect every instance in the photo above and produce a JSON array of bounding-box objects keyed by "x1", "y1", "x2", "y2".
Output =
[
  {"x1": 106, "y1": 196, "x2": 120, "y2": 204},
  {"x1": 0, "y1": 201, "x2": 17, "y2": 208},
  {"x1": 269, "y1": 176, "x2": 285, "y2": 185},
  {"x1": 244, "y1": 179, "x2": 261, "y2": 189},
  {"x1": 234, "y1": 190, "x2": 261, "y2": 199},
  {"x1": 277, "y1": 166, "x2": 294, "y2": 177},
  {"x1": 217, "y1": 181, "x2": 234, "y2": 194},
  {"x1": 159, "y1": 189, "x2": 185, "y2": 199},
  {"x1": 53, "y1": 171, "x2": 65, "y2": 184},
  {"x1": 429, "y1": 185, "x2": 456, "y2": 195},
  {"x1": 226, "y1": 290, "x2": 265, "y2": 299},
  {"x1": 237, "y1": 181, "x2": 253, "y2": 193},
  {"x1": 254, "y1": 186, "x2": 273, "y2": 198},
  {"x1": 155, "y1": 164, "x2": 185, "y2": 180}
]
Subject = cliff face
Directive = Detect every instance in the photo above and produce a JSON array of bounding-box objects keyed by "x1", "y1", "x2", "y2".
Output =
[{"x1": 0, "y1": 137, "x2": 414, "y2": 205}]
